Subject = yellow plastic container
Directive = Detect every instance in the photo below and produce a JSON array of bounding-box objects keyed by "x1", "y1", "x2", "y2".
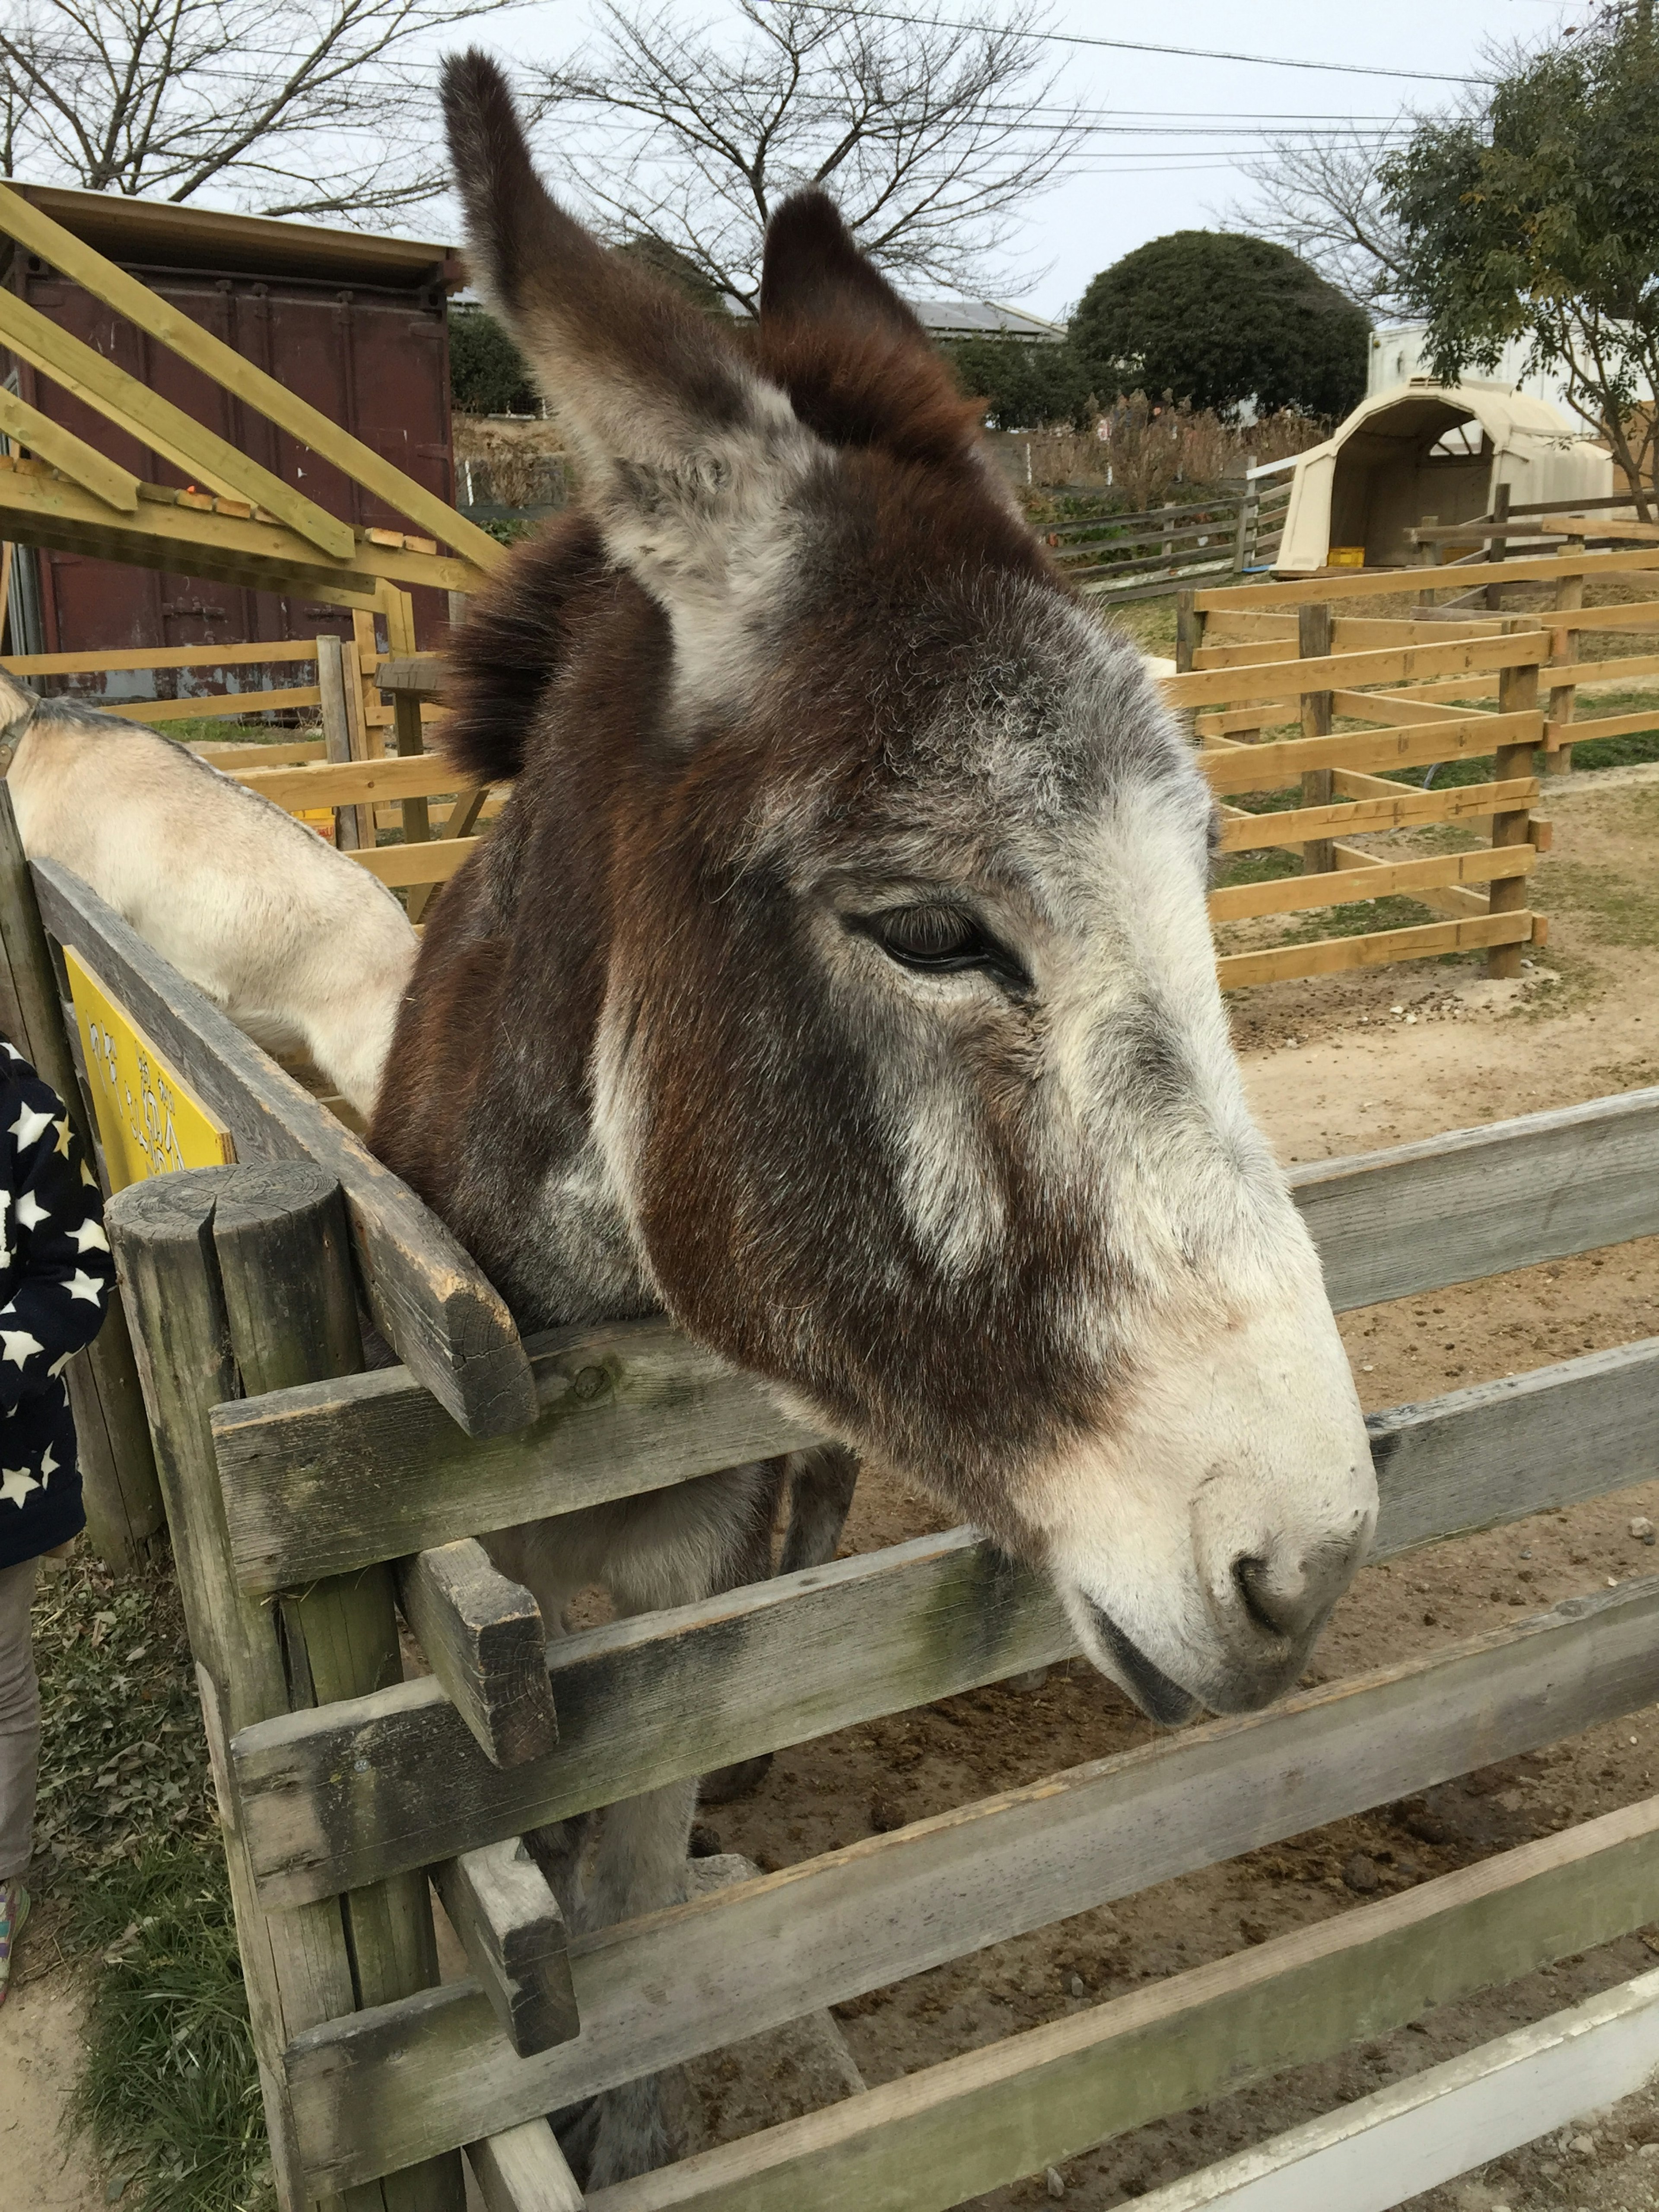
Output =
[{"x1": 1327, "y1": 546, "x2": 1366, "y2": 568}]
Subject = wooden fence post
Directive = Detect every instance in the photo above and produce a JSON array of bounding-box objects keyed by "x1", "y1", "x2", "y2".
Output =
[
  {"x1": 1489, "y1": 622, "x2": 1541, "y2": 980},
  {"x1": 1484, "y1": 482, "x2": 1512, "y2": 611},
  {"x1": 1298, "y1": 601, "x2": 1335, "y2": 874},
  {"x1": 1176, "y1": 590, "x2": 1205, "y2": 673},
  {"x1": 0, "y1": 780, "x2": 162, "y2": 1569},
  {"x1": 1547, "y1": 539, "x2": 1585, "y2": 778},
  {"x1": 318, "y1": 635, "x2": 373, "y2": 852},
  {"x1": 108, "y1": 1162, "x2": 467, "y2": 2212}
]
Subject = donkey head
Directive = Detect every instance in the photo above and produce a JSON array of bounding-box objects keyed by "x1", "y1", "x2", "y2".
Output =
[{"x1": 435, "y1": 55, "x2": 1376, "y2": 1723}]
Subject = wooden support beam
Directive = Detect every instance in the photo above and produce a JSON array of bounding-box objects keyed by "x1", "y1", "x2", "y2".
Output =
[
  {"x1": 432, "y1": 1840, "x2": 579, "y2": 2059},
  {"x1": 0, "y1": 383, "x2": 140, "y2": 510},
  {"x1": 1327, "y1": 687, "x2": 1496, "y2": 728},
  {"x1": 1195, "y1": 544, "x2": 1659, "y2": 610},
  {"x1": 565, "y1": 1800, "x2": 1659, "y2": 2212},
  {"x1": 1197, "y1": 710, "x2": 1540, "y2": 793},
  {"x1": 1488, "y1": 645, "x2": 1540, "y2": 978},
  {"x1": 349, "y1": 836, "x2": 480, "y2": 890},
  {"x1": 232, "y1": 1341, "x2": 1659, "y2": 1912},
  {"x1": 277, "y1": 1592, "x2": 1659, "y2": 2196},
  {"x1": 0, "y1": 181, "x2": 505, "y2": 574},
  {"x1": 1297, "y1": 601, "x2": 1335, "y2": 871},
  {"x1": 395, "y1": 1541, "x2": 559, "y2": 1768},
  {"x1": 1216, "y1": 911, "x2": 1530, "y2": 990},
  {"x1": 1163, "y1": 631, "x2": 1548, "y2": 711},
  {"x1": 1128, "y1": 1967, "x2": 1659, "y2": 2212},
  {"x1": 1209, "y1": 844, "x2": 1529, "y2": 925},
  {"x1": 0, "y1": 284, "x2": 351, "y2": 556},
  {"x1": 1216, "y1": 778, "x2": 1536, "y2": 854},
  {"x1": 32, "y1": 860, "x2": 533, "y2": 1438},
  {"x1": 466, "y1": 2124, "x2": 585, "y2": 2212}
]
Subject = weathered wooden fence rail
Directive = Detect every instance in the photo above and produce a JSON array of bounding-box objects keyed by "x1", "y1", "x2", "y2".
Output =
[{"x1": 22, "y1": 798, "x2": 1652, "y2": 2212}]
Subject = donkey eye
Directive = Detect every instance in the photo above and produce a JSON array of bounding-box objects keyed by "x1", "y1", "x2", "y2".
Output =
[{"x1": 878, "y1": 905, "x2": 983, "y2": 965}]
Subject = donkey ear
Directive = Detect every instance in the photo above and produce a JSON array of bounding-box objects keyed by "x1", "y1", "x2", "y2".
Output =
[
  {"x1": 756, "y1": 191, "x2": 983, "y2": 465},
  {"x1": 442, "y1": 52, "x2": 817, "y2": 667}
]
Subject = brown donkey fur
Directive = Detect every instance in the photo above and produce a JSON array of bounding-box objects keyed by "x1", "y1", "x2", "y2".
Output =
[{"x1": 368, "y1": 51, "x2": 1375, "y2": 2185}]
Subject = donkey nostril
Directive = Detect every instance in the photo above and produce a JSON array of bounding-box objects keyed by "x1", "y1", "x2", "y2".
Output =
[{"x1": 1231, "y1": 1553, "x2": 1316, "y2": 1641}]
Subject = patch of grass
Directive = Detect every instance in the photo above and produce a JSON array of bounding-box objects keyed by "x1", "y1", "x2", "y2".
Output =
[
  {"x1": 1278, "y1": 893, "x2": 1449, "y2": 946},
  {"x1": 151, "y1": 717, "x2": 314, "y2": 750},
  {"x1": 31, "y1": 1555, "x2": 272, "y2": 2212},
  {"x1": 1212, "y1": 847, "x2": 1300, "y2": 891},
  {"x1": 1099, "y1": 594, "x2": 1177, "y2": 658},
  {"x1": 1534, "y1": 858, "x2": 1659, "y2": 949},
  {"x1": 72, "y1": 1843, "x2": 271, "y2": 2212}
]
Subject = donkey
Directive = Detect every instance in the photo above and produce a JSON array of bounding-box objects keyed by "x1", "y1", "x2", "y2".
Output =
[
  {"x1": 369, "y1": 52, "x2": 1376, "y2": 2182},
  {"x1": 0, "y1": 672, "x2": 416, "y2": 1119}
]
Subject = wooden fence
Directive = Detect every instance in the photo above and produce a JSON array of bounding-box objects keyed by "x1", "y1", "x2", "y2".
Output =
[
  {"x1": 1042, "y1": 474, "x2": 1293, "y2": 603},
  {"x1": 1166, "y1": 540, "x2": 1659, "y2": 987},
  {"x1": 9, "y1": 793, "x2": 1659, "y2": 2209}
]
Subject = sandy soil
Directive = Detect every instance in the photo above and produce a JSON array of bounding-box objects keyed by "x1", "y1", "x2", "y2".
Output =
[{"x1": 0, "y1": 1894, "x2": 106, "y2": 2211}]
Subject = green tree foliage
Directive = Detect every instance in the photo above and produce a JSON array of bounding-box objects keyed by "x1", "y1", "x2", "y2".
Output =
[
  {"x1": 941, "y1": 334, "x2": 1094, "y2": 429},
  {"x1": 448, "y1": 304, "x2": 539, "y2": 416},
  {"x1": 1380, "y1": 6, "x2": 1659, "y2": 500},
  {"x1": 1070, "y1": 231, "x2": 1369, "y2": 419}
]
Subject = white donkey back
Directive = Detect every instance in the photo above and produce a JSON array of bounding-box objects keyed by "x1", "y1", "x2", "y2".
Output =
[{"x1": 0, "y1": 670, "x2": 415, "y2": 1119}]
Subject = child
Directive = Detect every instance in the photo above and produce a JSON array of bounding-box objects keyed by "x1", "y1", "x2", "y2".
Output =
[{"x1": 0, "y1": 1039, "x2": 114, "y2": 2005}]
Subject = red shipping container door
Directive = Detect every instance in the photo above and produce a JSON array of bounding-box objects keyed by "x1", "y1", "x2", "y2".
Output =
[{"x1": 1, "y1": 189, "x2": 461, "y2": 702}]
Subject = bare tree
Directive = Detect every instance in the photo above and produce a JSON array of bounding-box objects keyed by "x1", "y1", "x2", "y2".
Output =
[
  {"x1": 1226, "y1": 128, "x2": 1417, "y2": 319},
  {"x1": 0, "y1": 0, "x2": 515, "y2": 224},
  {"x1": 528, "y1": 0, "x2": 1087, "y2": 314}
]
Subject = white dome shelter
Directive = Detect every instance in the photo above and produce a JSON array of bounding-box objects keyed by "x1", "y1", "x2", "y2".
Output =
[{"x1": 1275, "y1": 378, "x2": 1614, "y2": 573}]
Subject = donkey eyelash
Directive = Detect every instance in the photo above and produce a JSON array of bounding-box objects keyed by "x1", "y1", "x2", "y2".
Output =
[{"x1": 851, "y1": 905, "x2": 1031, "y2": 990}]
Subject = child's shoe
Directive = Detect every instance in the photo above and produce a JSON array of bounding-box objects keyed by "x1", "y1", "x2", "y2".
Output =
[{"x1": 0, "y1": 1878, "x2": 28, "y2": 2006}]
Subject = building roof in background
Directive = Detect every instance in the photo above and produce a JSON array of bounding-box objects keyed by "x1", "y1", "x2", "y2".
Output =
[
  {"x1": 3, "y1": 182, "x2": 463, "y2": 292},
  {"x1": 909, "y1": 300, "x2": 1068, "y2": 343}
]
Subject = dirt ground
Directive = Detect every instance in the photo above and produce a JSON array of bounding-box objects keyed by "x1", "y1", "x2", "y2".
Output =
[{"x1": 9, "y1": 763, "x2": 1659, "y2": 2211}]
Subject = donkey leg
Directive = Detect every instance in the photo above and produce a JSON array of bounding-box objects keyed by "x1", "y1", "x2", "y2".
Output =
[
  {"x1": 697, "y1": 1456, "x2": 789, "y2": 1806},
  {"x1": 569, "y1": 1465, "x2": 782, "y2": 2187},
  {"x1": 778, "y1": 1441, "x2": 860, "y2": 1574}
]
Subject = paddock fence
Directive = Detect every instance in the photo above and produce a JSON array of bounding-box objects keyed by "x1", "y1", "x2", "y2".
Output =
[
  {"x1": 1159, "y1": 539, "x2": 1659, "y2": 989},
  {"x1": 1040, "y1": 473, "x2": 1293, "y2": 603},
  {"x1": 4, "y1": 773, "x2": 1658, "y2": 2210}
]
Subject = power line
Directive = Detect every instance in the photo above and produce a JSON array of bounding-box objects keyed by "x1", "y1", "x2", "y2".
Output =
[{"x1": 749, "y1": 0, "x2": 1494, "y2": 84}]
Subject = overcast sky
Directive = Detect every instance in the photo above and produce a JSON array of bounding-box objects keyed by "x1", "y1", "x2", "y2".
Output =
[{"x1": 458, "y1": 0, "x2": 1581, "y2": 320}]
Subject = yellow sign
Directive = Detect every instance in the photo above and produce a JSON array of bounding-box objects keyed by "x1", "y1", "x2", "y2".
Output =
[{"x1": 65, "y1": 947, "x2": 236, "y2": 1192}]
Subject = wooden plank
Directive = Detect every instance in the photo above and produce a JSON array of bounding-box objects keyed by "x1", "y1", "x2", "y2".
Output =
[
  {"x1": 1209, "y1": 845, "x2": 1529, "y2": 925},
  {"x1": 1130, "y1": 1967, "x2": 1659, "y2": 2212},
  {"x1": 0, "y1": 281, "x2": 351, "y2": 557},
  {"x1": 1552, "y1": 598, "x2": 1659, "y2": 633},
  {"x1": 1328, "y1": 686, "x2": 1496, "y2": 728},
  {"x1": 1196, "y1": 546, "x2": 1659, "y2": 610},
  {"x1": 0, "y1": 384, "x2": 139, "y2": 511},
  {"x1": 1215, "y1": 779, "x2": 1535, "y2": 853},
  {"x1": 1557, "y1": 648, "x2": 1659, "y2": 683},
  {"x1": 98, "y1": 686, "x2": 321, "y2": 725},
  {"x1": 376, "y1": 655, "x2": 447, "y2": 701},
  {"x1": 31, "y1": 861, "x2": 534, "y2": 1438},
  {"x1": 236, "y1": 1529, "x2": 1075, "y2": 1908},
  {"x1": 1293, "y1": 1084, "x2": 1659, "y2": 1309},
  {"x1": 214, "y1": 1317, "x2": 823, "y2": 1593},
  {"x1": 1329, "y1": 618, "x2": 1505, "y2": 650},
  {"x1": 280, "y1": 1603, "x2": 1659, "y2": 2196},
  {"x1": 1548, "y1": 706, "x2": 1659, "y2": 747},
  {"x1": 1324, "y1": 837, "x2": 1489, "y2": 923},
  {"x1": 1163, "y1": 633, "x2": 1548, "y2": 711},
  {"x1": 1192, "y1": 703, "x2": 1296, "y2": 739},
  {"x1": 1198, "y1": 712, "x2": 1541, "y2": 794},
  {"x1": 466, "y1": 2124, "x2": 585, "y2": 2212},
  {"x1": 233, "y1": 1332, "x2": 1659, "y2": 1916},
  {"x1": 432, "y1": 1842, "x2": 579, "y2": 2060},
  {"x1": 0, "y1": 468, "x2": 455, "y2": 610},
  {"x1": 349, "y1": 837, "x2": 481, "y2": 890},
  {"x1": 193, "y1": 739, "x2": 326, "y2": 770},
  {"x1": 572, "y1": 1801, "x2": 1659, "y2": 2212},
  {"x1": 0, "y1": 183, "x2": 505, "y2": 576},
  {"x1": 394, "y1": 1541, "x2": 559, "y2": 1769},
  {"x1": 1194, "y1": 639, "x2": 1298, "y2": 670},
  {"x1": 2, "y1": 639, "x2": 320, "y2": 677},
  {"x1": 1216, "y1": 912, "x2": 1530, "y2": 990},
  {"x1": 232, "y1": 755, "x2": 479, "y2": 810}
]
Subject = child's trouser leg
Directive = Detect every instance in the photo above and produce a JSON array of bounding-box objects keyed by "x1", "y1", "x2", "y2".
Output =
[{"x1": 0, "y1": 1557, "x2": 40, "y2": 1883}]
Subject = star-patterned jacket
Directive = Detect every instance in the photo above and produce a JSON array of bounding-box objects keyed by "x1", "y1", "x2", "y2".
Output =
[{"x1": 0, "y1": 1042, "x2": 114, "y2": 1569}]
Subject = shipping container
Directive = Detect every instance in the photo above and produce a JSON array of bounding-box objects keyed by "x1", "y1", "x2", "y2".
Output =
[{"x1": 0, "y1": 184, "x2": 462, "y2": 698}]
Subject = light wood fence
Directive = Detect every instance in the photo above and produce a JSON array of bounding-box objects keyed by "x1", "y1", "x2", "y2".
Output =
[
  {"x1": 1169, "y1": 542, "x2": 1659, "y2": 986},
  {"x1": 6, "y1": 795, "x2": 1658, "y2": 2210}
]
